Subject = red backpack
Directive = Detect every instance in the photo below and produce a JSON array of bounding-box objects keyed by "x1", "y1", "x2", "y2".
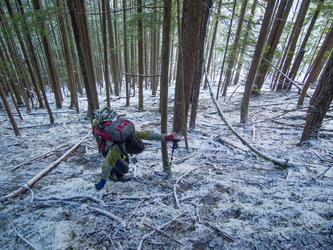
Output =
[{"x1": 92, "y1": 107, "x2": 136, "y2": 153}]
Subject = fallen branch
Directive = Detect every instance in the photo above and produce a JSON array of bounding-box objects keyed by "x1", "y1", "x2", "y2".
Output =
[
  {"x1": 1, "y1": 131, "x2": 92, "y2": 201},
  {"x1": 205, "y1": 74, "x2": 327, "y2": 169},
  {"x1": 138, "y1": 212, "x2": 187, "y2": 250},
  {"x1": 173, "y1": 152, "x2": 196, "y2": 164},
  {"x1": 88, "y1": 206, "x2": 126, "y2": 228},
  {"x1": 215, "y1": 136, "x2": 248, "y2": 152},
  {"x1": 9, "y1": 218, "x2": 40, "y2": 250},
  {"x1": 174, "y1": 166, "x2": 202, "y2": 208},
  {"x1": 9, "y1": 143, "x2": 69, "y2": 171}
]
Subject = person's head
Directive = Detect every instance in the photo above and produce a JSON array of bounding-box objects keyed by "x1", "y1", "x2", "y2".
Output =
[{"x1": 125, "y1": 135, "x2": 145, "y2": 154}]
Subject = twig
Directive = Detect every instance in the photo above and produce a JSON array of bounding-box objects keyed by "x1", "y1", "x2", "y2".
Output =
[
  {"x1": 8, "y1": 218, "x2": 40, "y2": 250},
  {"x1": 143, "y1": 222, "x2": 184, "y2": 245},
  {"x1": 315, "y1": 165, "x2": 333, "y2": 179},
  {"x1": 203, "y1": 221, "x2": 234, "y2": 242},
  {"x1": 34, "y1": 195, "x2": 102, "y2": 204},
  {"x1": 9, "y1": 143, "x2": 70, "y2": 171},
  {"x1": 63, "y1": 230, "x2": 88, "y2": 250},
  {"x1": 173, "y1": 166, "x2": 202, "y2": 208},
  {"x1": 126, "y1": 199, "x2": 146, "y2": 223},
  {"x1": 1, "y1": 131, "x2": 92, "y2": 201},
  {"x1": 138, "y1": 212, "x2": 187, "y2": 250},
  {"x1": 173, "y1": 152, "x2": 196, "y2": 164},
  {"x1": 215, "y1": 136, "x2": 248, "y2": 152},
  {"x1": 88, "y1": 206, "x2": 126, "y2": 228}
]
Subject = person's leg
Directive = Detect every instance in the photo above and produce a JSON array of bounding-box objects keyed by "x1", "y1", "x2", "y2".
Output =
[{"x1": 110, "y1": 157, "x2": 129, "y2": 177}]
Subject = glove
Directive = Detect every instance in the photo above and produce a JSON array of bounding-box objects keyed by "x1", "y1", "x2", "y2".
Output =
[
  {"x1": 165, "y1": 133, "x2": 181, "y2": 142},
  {"x1": 95, "y1": 179, "x2": 106, "y2": 190}
]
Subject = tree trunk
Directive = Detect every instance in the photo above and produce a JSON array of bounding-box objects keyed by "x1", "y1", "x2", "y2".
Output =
[
  {"x1": 106, "y1": 0, "x2": 120, "y2": 96},
  {"x1": 67, "y1": 0, "x2": 99, "y2": 120},
  {"x1": 0, "y1": 82, "x2": 21, "y2": 136},
  {"x1": 32, "y1": 0, "x2": 63, "y2": 108},
  {"x1": 277, "y1": 0, "x2": 311, "y2": 90},
  {"x1": 298, "y1": 24, "x2": 333, "y2": 106},
  {"x1": 222, "y1": 0, "x2": 248, "y2": 96},
  {"x1": 288, "y1": 0, "x2": 324, "y2": 87},
  {"x1": 253, "y1": 0, "x2": 294, "y2": 94},
  {"x1": 173, "y1": 0, "x2": 203, "y2": 135},
  {"x1": 4, "y1": 0, "x2": 44, "y2": 108},
  {"x1": 160, "y1": 0, "x2": 172, "y2": 171},
  {"x1": 0, "y1": 4, "x2": 31, "y2": 112},
  {"x1": 56, "y1": 0, "x2": 78, "y2": 112},
  {"x1": 241, "y1": 0, "x2": 276, "y2": 124},
  {"x1": 16, "y1": 0, "x2": 54, "y2": 122},
  {"x1": 189, "y1": 0, "x2": 213, "y2": 129},
  {"x1": 123, "y1": 0, "x2": 130, "y2": 106},
  {"x1": 216, "y1": 0, "x2": 236, "y2": 99},
  {"x1": 138, "y1": 0, "x2": 144, "y2": 110},
  {"x1": 102, "y1": 0, "x2": 111, "y2": 107},
  {"x1": 204, "y1": 0, "x2": 222, "y2": 89},
  {"x1": 233, "y1": 0, "x2": 257, "y2": 86},
  {"x1": 300, "y1": 52, "x2": 333, "y2": 143}
]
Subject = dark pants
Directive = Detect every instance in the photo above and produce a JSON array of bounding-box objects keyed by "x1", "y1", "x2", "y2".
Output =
[
  {"x1": 101, "y1": 147, "x2": 129, "y2": 177},
  {"x1": 111, "y1": 157, "x2": 129, "y2": 177}
]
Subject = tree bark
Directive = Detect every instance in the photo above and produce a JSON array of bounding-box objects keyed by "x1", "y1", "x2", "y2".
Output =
[
  {"x1": 233, "y1": 0, "x2": 257, "y2": 86},
  {"x1": 138, "y1": 0, "x2": 144, "y2": 110},
  {"x1": 102, "y1": 0, "x2": 111, "y2": 107},
  {"x1": 253, "y1": 0, "x2": 294, "y2": 94},
  {"x1": 287, "y1": 0, "x2": 324, "y2": 88},
  {"x1": 204, "y1": 0, "x2": 222, "y2": 89},
  {"x1": 173, "y1": 0, "x2": 204, "y2": 132},
  {"x1": 106, "y1": 0, "x2": 120, "y2": 96},
  {"x1": 298, "y1": 24, "x2": 333, "y2": 106},
  {"x1": 56, "y1": 0, "x2": 78, "y2": 112},
  {"x1": 216, "y1": 0, "x2": 236, "y2": 99},
  {"x1": 300, "y1": 52, "x2": 333, "y2": 143},
  {"x1": 32, "y1": 0, "x2": 63, "y2": 108},
  {"x1": 4, "y1": 0, "x2": 44, "y2": 108},
  {"x1": 222, "y1": 0, "x2": 248, "y2": 96},
  {"x1": 160, "y1": 0, "x2": 172, "y2": 171},
  {"x1": 277, "y1": 0, "x2": 311, "y2": 90},
  {"x1": 241, "y1": 0, "x2": 276, "y2": 124},
  {"x1": 0, "y1": 4, "x2": 31, "y2": 112},
  {"x1": 17, "y1": 0, "x2": 54, "y2": 122},
  {"x1": 67, "y1": 0, "x2": 99, "y2": 120},
  {"x1": 123, "y1": 0, "x2": 130, "y2": 106},
  {"x1": 189, "y1": 0, "x2": 213, "y2": 129},
  {"x1": 0, "y1": 82, "x2": 21, "y2": 136}
]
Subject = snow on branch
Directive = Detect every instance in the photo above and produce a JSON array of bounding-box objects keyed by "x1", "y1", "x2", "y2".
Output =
[{"x1": 1, "y1": 131, "x2": 92, "y2": 201}]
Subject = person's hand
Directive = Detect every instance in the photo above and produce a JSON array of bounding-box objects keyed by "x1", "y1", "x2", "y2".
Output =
[
  {"x1": 165, "y1": 133, "x2": 181, "y2": 142},
  {"x1": 95, "y1": 179, "x2": 106, "y2": 190}
]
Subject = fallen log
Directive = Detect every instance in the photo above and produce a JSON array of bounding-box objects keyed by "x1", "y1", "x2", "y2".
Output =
[
  {"x1": 1, "y1": 131, "x2": 92, "y2": 201},
  {"x1": 205, "y1": 68, "x2": 328, "y2": 169}
]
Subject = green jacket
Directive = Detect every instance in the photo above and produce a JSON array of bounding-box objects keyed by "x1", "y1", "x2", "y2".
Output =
[{"x1": 101, "y1": 131, "x2": 166, "y2": 180}]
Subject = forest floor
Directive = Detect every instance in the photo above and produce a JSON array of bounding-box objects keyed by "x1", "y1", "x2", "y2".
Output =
[{"x1": 0, "y1": 84, "x2": 332, "y2": 249}]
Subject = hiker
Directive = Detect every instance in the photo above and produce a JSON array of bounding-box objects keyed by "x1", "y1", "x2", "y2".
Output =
[{"x1": 93, "y1": 107, "x2": 181, "y2": 190}]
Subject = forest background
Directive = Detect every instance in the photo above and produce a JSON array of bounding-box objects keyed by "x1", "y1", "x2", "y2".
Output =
[
  {"x1": 0, "y1": 0, "x2": 333, "y2": 249},
  {"x1": 1, "y1": 0, "x2": 333, "y2": 146}
]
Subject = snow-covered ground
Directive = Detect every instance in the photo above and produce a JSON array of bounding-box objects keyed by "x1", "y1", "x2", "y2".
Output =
[{"x1": 0, "y1": 83, "x2": 332, "y2": 249}]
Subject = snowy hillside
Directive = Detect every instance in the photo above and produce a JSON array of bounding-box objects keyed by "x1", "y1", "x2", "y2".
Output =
[{"x1": 0, "y1": 85, "x2": 332, "y2": 249}]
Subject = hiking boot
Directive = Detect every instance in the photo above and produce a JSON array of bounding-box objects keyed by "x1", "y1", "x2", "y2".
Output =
[{"x1": 109, "y1": 174, "x2": 132, "y2": 182}]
